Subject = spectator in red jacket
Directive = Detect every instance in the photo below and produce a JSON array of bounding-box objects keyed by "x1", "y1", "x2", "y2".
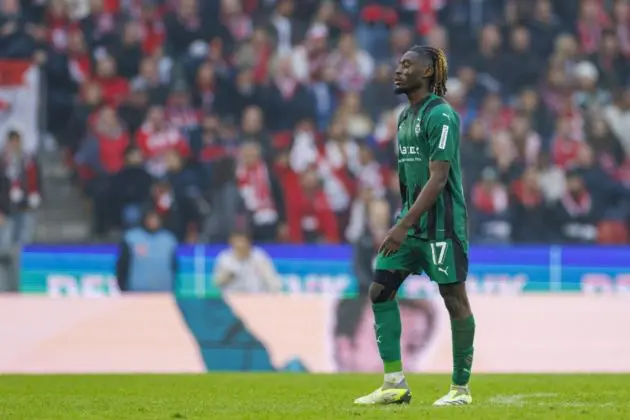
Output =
[
  {"x1": 136, "y1": 105, "x2": 190, "y2": 177},
  {"x1": 287, "y1": 167, "x2": 339, "y2": 244},
  {"x1": 77, "y1": 105, "x2": 130, "y2": 176},
  {"x1": 75, "y1": 105, "x2": 130, "y2": 235},
  {"x1": 93, "y1": 55, "x2": 130, "y2": 106}
]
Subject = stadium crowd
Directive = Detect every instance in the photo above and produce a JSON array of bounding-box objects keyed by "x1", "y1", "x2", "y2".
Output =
[{"x1": 2, "y1": 0, "x2": 630, "y2": 245}]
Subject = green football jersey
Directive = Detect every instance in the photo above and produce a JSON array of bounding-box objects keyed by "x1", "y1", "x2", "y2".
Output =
[{"x1": 396, "y1": 94, "x2": 468, "y2": 247}]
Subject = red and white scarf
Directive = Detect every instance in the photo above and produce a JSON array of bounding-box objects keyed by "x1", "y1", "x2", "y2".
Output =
[
  {"x1": 237, "y1": 161, "x2": 278, "y2": 225},
  {"x1": 562, "y1": 191, "x2": 592, "y2": 216},
  {"x1": 399, "y1": 0, "x2": 444, "y2": 35}
]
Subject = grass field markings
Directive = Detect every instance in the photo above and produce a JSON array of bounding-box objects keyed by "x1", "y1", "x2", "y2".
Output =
[
  {"x1": 487, "y1": 393, "x2": 615, "y2": 408},
  {"x1": 488, "y1": 393, "x2": 558, "y2": 406}
]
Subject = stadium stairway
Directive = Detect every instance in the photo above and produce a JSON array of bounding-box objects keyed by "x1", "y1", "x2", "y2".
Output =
[{"x1": 35, "y1": 141, "x2": 91, "y2": 243}]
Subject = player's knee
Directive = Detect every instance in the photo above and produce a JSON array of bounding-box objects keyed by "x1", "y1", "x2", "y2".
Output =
[
  {"x1": 369, "y1": 282, "x2": 387, "y2": 303},
  {"x1": 370, "y1": 270, "x2": 404, "y2": 303}
]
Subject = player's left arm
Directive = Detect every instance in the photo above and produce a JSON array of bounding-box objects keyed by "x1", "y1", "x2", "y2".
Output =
[{"x1": 399, "y1": 109, "x2": 457, "y2": 229}]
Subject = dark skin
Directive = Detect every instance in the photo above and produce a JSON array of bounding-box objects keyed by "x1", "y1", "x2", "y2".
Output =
[{"x1": 375, "y1": 50, "x2": 472, "y2": 320}]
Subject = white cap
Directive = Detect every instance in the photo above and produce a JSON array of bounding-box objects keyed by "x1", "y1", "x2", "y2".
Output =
[
  {"x1": 189, "y1": 40, "x2": 209, "y2": 58},
  {"x1": 574, "y1": 61, "x2": 598, "y2": 81},
  {"x1": 307, "y1": 23, "x2": 328, "y2": 40},
  {"x1": 446, "y1": 78, "x2": 465, "y2": 97}
]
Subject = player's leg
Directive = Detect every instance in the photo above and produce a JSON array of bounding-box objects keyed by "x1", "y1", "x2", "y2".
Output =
[
  {"x1": 421, "y1": 238, "x2": 475, "y2": 406},
  {"x1": 354, "y1": 242, "x2": 420, "y2": 405},
  {"x1": 433, "y1": 281, "x2": 474, "y2": 406}
]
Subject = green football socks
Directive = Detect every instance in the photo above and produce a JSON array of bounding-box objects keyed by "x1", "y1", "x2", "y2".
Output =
[
  {"x1": 372, "y1": 300, "x2": 403, "y2": 373},
  {"x1": 451, "y1": 315, "x2": 475, "y2": 386}
]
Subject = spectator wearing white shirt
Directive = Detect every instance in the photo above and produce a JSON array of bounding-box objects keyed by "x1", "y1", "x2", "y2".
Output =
[{"x1": 213, "y1": 231, "x2": 283, "y2": 293}]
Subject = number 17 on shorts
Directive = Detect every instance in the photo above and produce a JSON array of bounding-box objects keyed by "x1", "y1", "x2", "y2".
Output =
[{"x1": 422, "y1": 238, "x2": 468, "y2": 285}]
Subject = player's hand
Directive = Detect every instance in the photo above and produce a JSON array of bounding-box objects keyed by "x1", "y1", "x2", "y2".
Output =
[{"x1": 378, "y1": 223, "x2": 407, "y2": 257}]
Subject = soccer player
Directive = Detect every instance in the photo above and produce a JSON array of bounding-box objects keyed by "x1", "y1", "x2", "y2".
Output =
[{"x1": 354, "y1": 46, "x2": 475, "y2": 406}]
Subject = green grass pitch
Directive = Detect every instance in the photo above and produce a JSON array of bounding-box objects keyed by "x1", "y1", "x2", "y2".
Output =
[{"x1": 0, "y1": 374, "x2": 628, "y2": 419}]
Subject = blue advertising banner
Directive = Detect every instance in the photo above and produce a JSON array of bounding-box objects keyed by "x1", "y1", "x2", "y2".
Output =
[{"x1": 19, "y1": 245, "x2": 630, "y2": 296}]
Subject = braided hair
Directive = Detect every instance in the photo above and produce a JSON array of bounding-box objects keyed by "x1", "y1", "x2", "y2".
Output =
[{"x1": 409, "y1": 45, "x2": 448, "y2": 97}]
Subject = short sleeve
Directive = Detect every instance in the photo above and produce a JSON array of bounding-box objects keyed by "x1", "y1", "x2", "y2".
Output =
[{"x1": 426, "y1": 108, "x2": 458, "y2": 162}]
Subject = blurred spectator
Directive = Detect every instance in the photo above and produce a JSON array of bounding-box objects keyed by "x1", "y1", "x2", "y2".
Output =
[
  {"x1": 234, "y1": 27, "x2": 273, "y2": 84},
  {"x1": 516, "y1": 88, "x2": 554, "y2": 144},
  {"x1": 75, "y1": 105, "x2": 129, "y2": 235},
  {"x1": 502, "y1": 25, "x2": 542, "y2": 94},
  {"x1": 325, "y1": 32, "x2": 374, "y2": 93},
  {"x1": 603, "y1": 87, "x2": 630, "y2": 157},
  {"x1": 470, "y1": 167, "x2": 511, "y2": 244},
  {"x1": 571, "y1": 143, "x2": 630, "y2": 222},
  {"x1": 80, "y1": 0, "x2": 121, "y2": 51},
  {"x1": 213, "y1": 230, "x2": 282, "y2": 293},
  {"x1": 240, "y1": 106, "x2": 273, "y2": 160},
  {"x1": 336, "y1": 92, "x2": 373, "y2": 140},
  {"x1": 190, "y1": 115, "x2": 243, "y2": 243},
  {"x1": 111, "y1": 20, "x2": 143, "y2": 79},
  {"x1": 291, "y1": 23, "x2": 330, "y2": 85},
  {"x1": 92, "y1": 55, "x2": 129, "y2": 106},
  {"x1": 165, "y1": 81, "x2": 201, "y2": 138},
  {"x1": 109, "y1": 146, "x2": 153, "y2": 229},
  {"x1": 117, "y1": 79, "x2": 150, "y2": 135},
  {"x1": 575, "y1": 0, "x2": 609, "y2": 55},
  {"x1": 355, "y1": 143, "x2": 387, "y2": 199},
  {"x1": 264, "y1": 53, "x2": 317, "y2": 132},
  {"x1": 222, "y1": 67, "x2": 264, "y2": 121},
  {"x1": 469, "y1": 25, "x2": 503, "y2": 92},
  {"x1": 164, "y1": 0, "x2": 210, "y2": 54},
  {"x1": 266, "y1": 0, "x2": 303, "y2": 55},
  {"x1": 591, "y1": 30, "x2": 629, "y2": 90},
  {"x1": 572, "y1": 61, "x2": 610, "y2": 113},
  {"x1": 528, "y1": 0, "x2": 563, "y2": 58},
  {"x1": 537, "y1": 153, "x2": 566, "y2": 202},
  {"x1": 0, "y1": 130, "x2": 40, "y2": 246},
  {"x1": 362, "y1": 63, "x2": 399, "y2": 121},
  {"x1": 221, "y1": 0, "x2": 253, "y2": 44},
  {"x1": 445, "y1": 77, "x2": 477, "y2": 133},
  {"x1": 287, "y1": 168, "x2": 339, "y2": 243},
  {"x1": 550, "y1": 169, "x2": 598, "y2": 243},
  {"x1": 552, "y1": 116, "x2": 582, "y2": 169},
  {"x1": 461, "y1": 119, "x2": 492, "y2": 192},
  {"x1": 236, "y1": 142, "x2": 286, "y2": 243},
  {"x1": 64, "y1": 82, "x2": 103, "y2": 154},
  {"x1": 116, "y1": 209, "x2": 178, "y2": 292},
  {"x1": 131, "y1": 57, "x2": 170, "y2": 105},
  {"x1": 149, "y1": 179, "x2": 200, "y2": 243},
  {"x1": 76, "y1": 105, "x2": 129, "y2": 176},
  {"x1": 136, "y1": 105, "x2": 190, "y2": 177},
  {"x1": 510, "y1": 167, "x2": 548, "y2": 243},
  {"x1": 612, "y1": 0, "x2": 630, "y2": 57}
]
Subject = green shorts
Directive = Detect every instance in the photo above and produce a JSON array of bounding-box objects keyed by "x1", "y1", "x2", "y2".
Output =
[{"x1": 374, "y1": 236, "x2": 469, "y2": 284}]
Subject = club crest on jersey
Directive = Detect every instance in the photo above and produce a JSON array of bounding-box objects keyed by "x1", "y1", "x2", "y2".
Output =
[{"x1": 414, "y1": 119, "x2": 421, "y2": 136}]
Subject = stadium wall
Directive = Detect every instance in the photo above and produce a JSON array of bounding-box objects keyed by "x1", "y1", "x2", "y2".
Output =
[
  {"x1": 8, "y1": 244, "x2": 630, "y2": 374},
  {"x1": 0, "y1": 294, "x2": 629, "y2": 373}
]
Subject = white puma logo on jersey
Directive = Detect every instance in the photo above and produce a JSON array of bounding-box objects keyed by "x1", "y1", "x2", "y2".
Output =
[
  {"x1": 438, "y1": 267, "x2": 449, "y2": 276},
  {"x1": 442, "y1": 113, "x2": 450, "y2": 119}
]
